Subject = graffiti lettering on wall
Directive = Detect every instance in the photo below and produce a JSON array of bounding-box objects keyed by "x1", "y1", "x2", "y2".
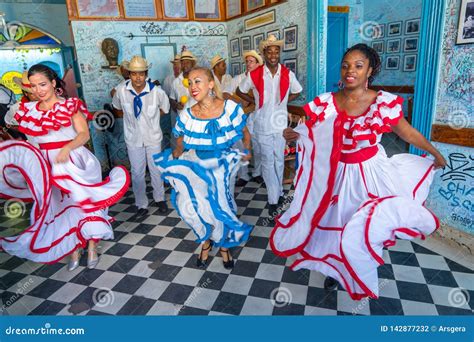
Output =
[{"x1": 437, "y1": 153, "x2": 474, "y2": 229}]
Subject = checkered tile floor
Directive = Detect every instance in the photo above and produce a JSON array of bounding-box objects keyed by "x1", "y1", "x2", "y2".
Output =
[{"x1": 1, "y1": 180, "x2": 473, "y2": 316}]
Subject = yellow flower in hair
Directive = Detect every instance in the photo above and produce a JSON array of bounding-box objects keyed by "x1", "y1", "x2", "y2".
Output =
[
  {"x1": 180, "y1": 95, "x2": 188, "y2": 104},
  {"x1": 182, "y1": 78, "x2": 189, "y2": 88}
]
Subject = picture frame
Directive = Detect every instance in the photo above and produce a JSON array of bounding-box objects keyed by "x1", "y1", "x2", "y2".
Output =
[
  {"x1": 75, "y1": 0, "x2": 120, "y2": 18},
  {"x1": 161, "y1": 0, "x2": 188, "y2": 19},
  {"x1": 371, "y1": 40, "x2": 384, "y2": 54},
  {"x1": 267, "y1": 29, "x2": 280, "y2": 40},
  {"x1": 123, "y1": 0, "x2": 157, "y2": 19},
  {"x1": 385, "y1": 56, "x2": 400, "y2": 70},
  {"x1": 241, "y1": 36, "x2": 251, "y2": 54},
  {"x1": 230, "y1": 38, "x2": 240, "y2": 58},
  {"x1": 386, "y1": 38, "x2": 401, "y2": 53},
  {"x1": 244, "y1": 10, "x2": 276, "y2": 31},
  {"x1": 226, "y1": 0, "x2": 241, "y2": 19},
  {"x1": 245, "y1": 0, "x2": 266, "y2": 12},
  {"x1": 253, "y1": 33, "x2": 265, "y2": 51},
  {"x1": 405, "y1": 18, "x2": 420, "y2": 35},
  {"x1": 456, "y1": 0, "x2": 474, "y2": 44},
  {"x1": 283, "y1": 58, "x2": 297, "y2": 77},
  {"x1": 403, "y1": 37, "x2": 418, "y2": 52},
  {"x1": 193, "y1": 0, "x2": 221, "y2": 20},
  {"x1": 283, "y1": 26, "x2": 298, "y2": 51},
  {"x1": 387, "y1": 21, "x2": 402, "y2": 36},
  {"x1": 231, "y1": 62, "x2": 242, "y2": 76},
  {"x1": 372, "y1": 24, "x2": 385, "y2": 39},
  {"x1": 403, "y1": 54, "x2": 417, "y2": 72}
]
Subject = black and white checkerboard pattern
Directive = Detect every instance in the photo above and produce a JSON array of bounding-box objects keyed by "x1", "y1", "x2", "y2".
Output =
[{"x1": 1, "y1": 181, "x2": 473, "y2": 316}]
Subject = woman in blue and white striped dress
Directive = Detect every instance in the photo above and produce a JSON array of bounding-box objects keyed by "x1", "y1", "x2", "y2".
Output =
[{"x1": 154, "y1": 67, "x2": 253, "y2": 269}]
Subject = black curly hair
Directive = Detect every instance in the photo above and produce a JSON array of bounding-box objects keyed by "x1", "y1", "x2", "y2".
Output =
[
  {"x1": 28, "y1": 64, "x2": 68, "y2": 98},
  {"x1": 342, "y1": 43, "x2": 382, "y2": 85}
]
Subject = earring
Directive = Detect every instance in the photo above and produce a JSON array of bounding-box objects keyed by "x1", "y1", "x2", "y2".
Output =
[
  {"x1": 365, "y1": 80, "x2": 369, "y2": 91},
  {"x1": 337, "y1": 80, "x2": 344, "y2": 90},
  {"x1": 55, "y1": 87, "x2": 63, "y2": 96},
  {"x1": 208, "y1": 89, "x2": 215, "y2": 98}
]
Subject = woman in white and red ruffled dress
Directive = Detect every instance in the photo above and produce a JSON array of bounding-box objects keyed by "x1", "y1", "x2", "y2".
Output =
[
  {"x1": 271, "y1": 44, "x2": 447, "y2": 300},
  {"x1": 0, "y1": 64, "x2": 130, "y2": 271}
]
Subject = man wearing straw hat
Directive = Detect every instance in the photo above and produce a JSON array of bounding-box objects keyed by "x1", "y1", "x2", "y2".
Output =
[
  {"x1": 2, "y1": 71, "x2": 34, "y2": 140},
  {"x1": 229, "y1": 50, "x2": 264, "y2": 186},
  {"x1": 210, "y1": 54, "x2": 233, "y2": 97},
  {"x1": 112, "y1": 55, "x2": 170, "y2": 217},
  {"x1": 162, "y1": 54, "x2": 181, "y2": 149},
  {"x1": 169, "y1": 50, "x2": 197, "y2": 112},
  {"x1": 237, "y1": 35, "x2": 302, "y2": 218}
]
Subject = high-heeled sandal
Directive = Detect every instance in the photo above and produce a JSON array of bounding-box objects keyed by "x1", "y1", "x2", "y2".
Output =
[
  {"x1": 196, "y1": 241, "x2": 213, "y2": 268},
  {"x1": 219, "y1": 248, "x2": 234, "y2": 269},
  {"x1": 87, "y1": 248, "x2": 100, "y2": 269},
  {"x1": 68, "y1": 248, "x2": 83, "y2": 272}
]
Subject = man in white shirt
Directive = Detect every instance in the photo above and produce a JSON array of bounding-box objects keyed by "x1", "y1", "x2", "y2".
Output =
[
  {"x1": 229, "y1": 50, "x2": 264, "y2": 186},
  {"x1": 237, "y1": 35, "x2": 302, "y2": 218},
  {"x1": 169, "y1": 50, "x2": 197, "y2": 113},
  {"x1": 210, "y1": 55, "x2": 233, "y2": 97},
  {"x1": 112, "y1": 56, "x2": 170, "y2": 217},
  {"x1": 163, "y1": 54, "x2": 181, "y2": 96},
  {"x1": 162, "y1": 54, "x2": 181, "y2": 149}
]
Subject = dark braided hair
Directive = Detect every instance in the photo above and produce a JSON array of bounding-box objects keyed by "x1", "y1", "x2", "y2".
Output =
[
  {"x1": 342, "y1": 43, "x2": 381, "y2": 85},
  {"x1": 28, "y1": 64, "x2": 68, "y2": 98}
]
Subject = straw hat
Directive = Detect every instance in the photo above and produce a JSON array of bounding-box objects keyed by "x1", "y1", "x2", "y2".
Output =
[
  {"x1": 259, "y1": 34, "x2": 283, "y2": 54},
  {"x1": 170, "y1": 54, "x2": 181, "y2": 63},
  {"x1": 210, "y1": 55, "x2": 225, "y2": 69},
  {"x1": 122, "y1": 56, "x2": 152, "y2": 72},
  {"x1": 13, "y1": 71, "x2": 32, "y2": 93},
  {"x1": 243, "y1": 50, "x2": 263, "y2": 65},
  {"x1": 180, "y1": 50, "x2": 197, "y2": 61}
]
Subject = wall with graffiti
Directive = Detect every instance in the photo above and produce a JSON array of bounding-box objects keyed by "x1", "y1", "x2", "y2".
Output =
[
  {"x1": 427, "y1": 143, "x2": 473, "y2": 235},
  {"x1": 435, "y1": 0, "x2": 473, "y2": 129}
]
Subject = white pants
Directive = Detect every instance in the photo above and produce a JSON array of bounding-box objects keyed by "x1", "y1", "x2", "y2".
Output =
[
  {"x1": 233, "y1": 140, "x2": 250, "y2": 181},
  {"x1": 247, "y1": 113, "x2": 262, "y2": 178},
  {"x1": 256, "y1": 132, "x2": 285, "y2": 204},
  {"x1": 127, "y1": 145, "x2": 165, "y2": 209}
]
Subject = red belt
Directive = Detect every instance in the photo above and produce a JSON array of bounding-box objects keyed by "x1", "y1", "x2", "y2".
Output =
[
  {"x1": 38, "y1": 140, "x2": 72, "y2": 150},
  {"x1": 340, "y1": 146, "x2": 378, "y2": 164}
]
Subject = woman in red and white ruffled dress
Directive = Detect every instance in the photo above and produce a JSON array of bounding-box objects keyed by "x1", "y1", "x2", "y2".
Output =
[
  {"x1": 271, "y1": 44, "x2": 447, "y2": 300},
  {"x1": 0, "y1": 64, "x2": 130, "y2": 271}
]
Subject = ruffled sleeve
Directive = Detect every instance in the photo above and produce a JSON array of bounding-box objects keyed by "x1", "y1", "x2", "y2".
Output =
[
  {"x1": 303, "y1": 92, "x2": 332, "y2": 126},
  {"x1": 173, "y1": 110, "x2": 189, "y2": 138},
  {"x1": 14, "y1": 98, "x2": 93, "y2": 137},
  {"x1": 228, "y1": 101, "x2": 247, "y2": 135}
]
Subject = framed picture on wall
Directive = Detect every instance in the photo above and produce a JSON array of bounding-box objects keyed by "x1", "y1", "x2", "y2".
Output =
[
  {"x1": 404, "y1": 37, "x2": 418, "y2": 52},
  {"x1": 245, "y1": 10, "x2": 276, "y2": 31},
  {"x1": 283, "y1": 26, "x2": 298, "y2": 51},
  {"x1": 231, "y1": 62, "x2": 241, "y2": 76},
  {"x1": 403, "y1": 54, "x2": 417, "y2": 72},
  {"x1": 226, "y1": 0, "x2": 241, "y2": 19},
  {"x1": 386, "y1": 38, "x2": 401, "y2": 53},
  {"x1": 371, "y1": 40, "x2": 384, "y2": 54},
  {"x1": 372, "y1": 24, "x2": 385, "y2": 39},
  {"x1": 246, "y1": 0, "x2": 266, "y2": 12},
  {"x1": 385, "y1": 56, "x2": 400, "y2": 70},
  {"x1": 253, "y1": 33, "x2": 265, "y2": 51},
  {"x1": 387, "y1": 21, "x2": 402, "y2": 36},
  {"x1": 405, "y1": 18, "x2": 420, "y2": 35},
  {"x1": 456, "y1": 0, "x2": 474, "y2": 44},
  {"x1": 267, "y1": 29, "x2": 280, "y2": 40},
  {"x1": 194, "y1": 0, "x2": 220, "y2": 20},
  {"x1": 75, "y1": 0, "x2": 120, "y2": 18},
  {"x1": 241, "y1": 36, "x2": 251, "y2": 53},
  {"x1": 230, "y1": 38, "x2": 240, "y2": 58},
  {"x1": 162, "y1": 0, "x2": 188, "y2": 19},
  {"x1": 283, "y1": 58, "x2": 297, "y2": 77}
]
